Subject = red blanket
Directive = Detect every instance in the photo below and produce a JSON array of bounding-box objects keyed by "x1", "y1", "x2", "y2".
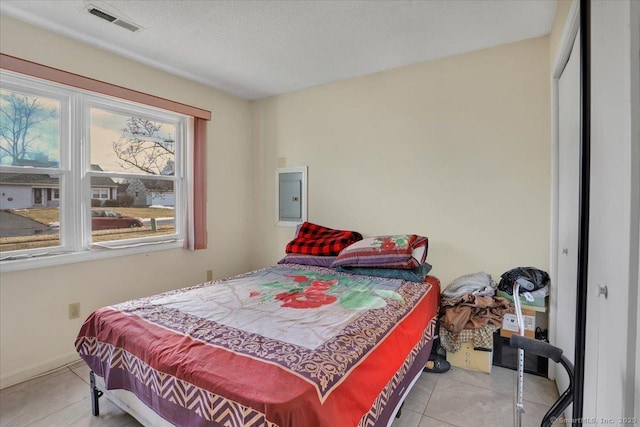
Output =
[{"x1": 286, "y1": 222, "x2": 363, "y2": 256}]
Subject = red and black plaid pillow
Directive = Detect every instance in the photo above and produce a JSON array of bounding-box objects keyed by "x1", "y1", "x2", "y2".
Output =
[{"x1": 285, "y1": 222, "x2": 363, "y2": 256}]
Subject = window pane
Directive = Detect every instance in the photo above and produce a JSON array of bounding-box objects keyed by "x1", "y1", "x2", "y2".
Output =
[
  {"x1": 90, "y1": 177, "x2": 175, "y2": 243},
  {"x1": 91, "y1": 187, "x2": 110, "y2": 201},
  {"x1": 0, "y1": 173, "x2": 61, "y2": 252},
  {"x1": 90, "y1": 108, "x2": 176, "y2": 175},
  {"x1": 0, "y1": 89, "x2": 60, "y2": 167}
]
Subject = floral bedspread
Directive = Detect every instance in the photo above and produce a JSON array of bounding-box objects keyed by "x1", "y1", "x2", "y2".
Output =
[{"x1": 75, "y1": 265, "x2": 439, "y2": 427}]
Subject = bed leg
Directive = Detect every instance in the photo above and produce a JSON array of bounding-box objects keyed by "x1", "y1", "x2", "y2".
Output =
[
  {"x1": 396, "y1": 401, "x2": 404, "y2": 419},
  {"x1": 89, "y1": 371, "x2": 103, "y2": 416}
]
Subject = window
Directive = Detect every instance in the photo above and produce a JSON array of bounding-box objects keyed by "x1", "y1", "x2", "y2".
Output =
[
  {"x1": 92, "y1": 188, "x2": 110, "y2": 200},
  {"x1": 0, "y1": 70, "x2": 188, "y2": 267}
]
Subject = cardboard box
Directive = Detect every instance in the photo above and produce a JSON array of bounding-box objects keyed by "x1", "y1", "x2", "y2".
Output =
[
  {"x1": 497, "y1": 290, "x2": 548, "y2": 309},
  {"x1": 446, "y1": 341, "x2": 493, "y2": 374},
  {"x1": 501, "y1": 308, "x2": 536, "y2": 338}
]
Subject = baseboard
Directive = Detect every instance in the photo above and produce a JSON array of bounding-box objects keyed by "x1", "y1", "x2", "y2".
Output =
[{"x1": 0, "y1": 352, "x2": 82, "y2": 389}]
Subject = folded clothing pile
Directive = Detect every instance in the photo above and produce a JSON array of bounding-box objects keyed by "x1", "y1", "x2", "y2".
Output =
[
  {"x1": 439, "y1": 272, "x2": 513, "y2": 353},
  {"x1": 441, "y1": 272, "x2": 497, "y2": 299}
]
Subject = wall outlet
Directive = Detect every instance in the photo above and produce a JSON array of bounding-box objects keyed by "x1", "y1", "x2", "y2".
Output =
[
  {"x1": 206, "y1": 269, "x2": 213, "y2": 281},
  {"x1": 69, "y1": 302, "x2": 81, "y2": 319}
]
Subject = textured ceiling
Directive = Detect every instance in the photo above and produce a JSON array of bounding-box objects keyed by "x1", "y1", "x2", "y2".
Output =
[{"x1": 0, "y1": 0, "x2": 557, "y2": 100}]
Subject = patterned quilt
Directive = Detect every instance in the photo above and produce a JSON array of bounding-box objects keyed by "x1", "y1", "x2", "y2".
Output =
[{"x1": 75, "y1": 265, "x2": 439, "y2": 427}]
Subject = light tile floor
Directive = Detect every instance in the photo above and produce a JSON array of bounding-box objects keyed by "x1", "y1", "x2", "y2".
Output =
[{"x1": 0, "y1": 361, "x2": 559, "y2": 427}]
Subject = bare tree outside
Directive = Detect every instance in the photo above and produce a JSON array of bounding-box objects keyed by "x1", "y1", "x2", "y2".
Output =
[
  {"x1": 112, "y1": 117, "x2": 175, "y2": 175},
  {"x1": 0, "y1": 90, "x2": 58, "y2": 165}
]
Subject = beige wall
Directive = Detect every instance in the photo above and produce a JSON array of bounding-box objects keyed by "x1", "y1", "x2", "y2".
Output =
[
  {"x1": 0, "y1": 15, "x2": 253, "y2": 387},
  {"x1": 251, "y1": 37, "x2": 551, "y2": 287}
]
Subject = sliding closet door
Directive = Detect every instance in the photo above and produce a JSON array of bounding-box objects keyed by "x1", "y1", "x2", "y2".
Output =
[
  {"x1": 555, "y1": 28, "x2": 580, "y2": 401},
  {"x1": 584, "y1": 0, "x2": 639, "y2": 419}
]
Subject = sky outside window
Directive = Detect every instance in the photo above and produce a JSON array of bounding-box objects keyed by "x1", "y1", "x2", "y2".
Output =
[
  {"x1": 90, "y1": 108, "x2": 176, "y2": 175},
  {"x1": 0, "y1": 89, "x2": 60, "y2": 167}
]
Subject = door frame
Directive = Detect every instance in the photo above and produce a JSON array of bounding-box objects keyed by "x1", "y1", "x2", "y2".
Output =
[
  {"x1": 549, "y1": 0, "x2": 580, "y2": 384},
  {"x1": 549, "y1": 0, "x2": 594, "y2": 420},
  {"x1": 633, "y1": 1, "x2": 640, "y2": 415}
]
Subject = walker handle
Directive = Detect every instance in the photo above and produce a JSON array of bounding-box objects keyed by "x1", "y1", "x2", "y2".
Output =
[
  {"x1": 509, "y1": 335, "x2": 563, "y2": 364},
  {"x1": 515, "y1": 278, "x2": 536, "y2": 291}
]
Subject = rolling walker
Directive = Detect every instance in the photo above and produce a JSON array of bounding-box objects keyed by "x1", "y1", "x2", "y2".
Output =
[{"x1": 511, "y1": 278, "x2": 575, "y2": 427}]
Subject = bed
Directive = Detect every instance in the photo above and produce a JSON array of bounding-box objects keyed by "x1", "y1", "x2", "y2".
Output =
[{"x1": 75, "y1": 263, "x2": 440, "y2": 427}]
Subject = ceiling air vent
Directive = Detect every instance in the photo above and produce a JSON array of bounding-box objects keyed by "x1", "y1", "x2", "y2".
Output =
[
  {"x1": 88, "y1": 7, "x2": 116, "y2": 22},
  {"x1": 86, "y1": 5, "x2": 142, "y2": 32}
]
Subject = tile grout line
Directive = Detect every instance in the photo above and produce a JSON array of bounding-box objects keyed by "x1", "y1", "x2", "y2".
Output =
[
  {"x1": 419, "y1": 371, "x2": 553, "y2": 427},
  {"x1": 68, "y1": 365, "x2": 90, "y2": 385},
  {"x1": 24, "y1": 395, "x2": 89, "y2": 426},
  {"x1": 21, "y1": 368, "x2": 91, "y2": 426},
  {"x1": 439, "y1": 369, "x2": 557, "y2": 408},
  {"x1": 2, "y1": 359, "x2": 86, "y2": 393},
  {"x1": 420, "y1": 371, "x2": 441, "y2": 421},
  {"x1": 420, "y1": 373, "x2": 461, "y2": 427}
]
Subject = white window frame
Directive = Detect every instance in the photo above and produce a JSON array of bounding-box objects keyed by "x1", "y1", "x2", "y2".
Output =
[
  {"x1": 91, "y1": 188, "x2": 110, "y2": 200},
  {"x1": 0, "y1": 70, "x2": 188, "y2": 272}
]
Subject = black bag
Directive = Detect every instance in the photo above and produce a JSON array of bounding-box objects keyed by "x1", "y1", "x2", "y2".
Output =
[{"x1": 498, "y1": 267, "x2": 549, "y2": 295}]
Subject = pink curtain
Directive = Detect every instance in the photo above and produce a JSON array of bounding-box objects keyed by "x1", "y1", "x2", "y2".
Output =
[{"x1": 191, "y1": 118, "x2": 208, "y2": 250}]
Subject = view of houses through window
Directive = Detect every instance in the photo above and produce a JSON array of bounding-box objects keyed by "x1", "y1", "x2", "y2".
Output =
[
  {"x1": 0, "y1": 72, "x2": 185, "y2": 257},
  {"x1": 87, "y1": 106, "x2": 179, "y2": 244}
]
